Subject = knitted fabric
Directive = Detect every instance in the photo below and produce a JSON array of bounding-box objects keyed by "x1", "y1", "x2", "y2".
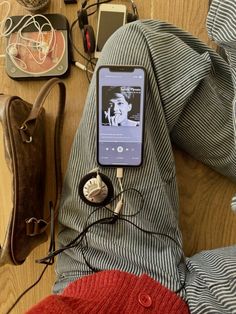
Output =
[{"x1": 26, "y1": 270, "x2": 189, "y2": 314}]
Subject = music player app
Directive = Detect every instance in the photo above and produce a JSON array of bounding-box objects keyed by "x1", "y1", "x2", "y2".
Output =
[{"x1": 97, "y1": 66, "x2": 146, "y2": 166}]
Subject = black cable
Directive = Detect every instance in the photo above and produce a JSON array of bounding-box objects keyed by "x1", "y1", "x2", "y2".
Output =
[
  {"x1": 69, "y1": 0, "x2": 113, "y2": 65},
  {"x1": 118, "y1": 216, "x2": 182, "y2": 249},
  {"x1": 80, "y1": 240, "x2": 100, "y2": 273},
  {"x1": 69, "y1": 18, "x2": 94, "y2": 64},
  {"x1": 5, "y1": 264, "x2": 49, "y2": 314},
  {"x1": 72, "y1": 188, "x2": 183, "y2": 283},
  {"x1": 69, "y1": 17, "x2": 97, "y2": 78},
  {"x1": 36, "y1": 216, "x2": 115, "y2": 264},
  {"x1": 77, "y1": 187, "x2": 145, "y2": 272},
  {"x1": 104, "y1": 187, "x2": 145, "y2": 218},
  {"x1": 175, "y1": 256, "x2": 187, "y2": 294},
  {"x1": 85, "y1": 56, "x2": 94, "y2": 82},
  {"x1": 76, "y1": 213, "x2": 186, "y2": 294},
  {"x1": 90, "y1": 57, "x2": 96, "y2": 70},
  {"x1": 85, "y1": 0, "x2": 112, "y2": 15},
  {"x1": 5, "y1": 202, "x2": 56, "y2": 313},
  {"x1": 82, "y1": 0, "x2": 88, "y2": 8},
  {"x1": 37, "y1": 187, "x2": 144, "y2": 265},
  {"x1": 81, "y1": 206, "x2": 102, "y2": 254},
  {"x1": 117, "y1": 216, "x2": 186, "y2": 294},
  {"x1": 7, "y1": 185, "x2": 185, "y2": 312},
  {"x1": 40, "y1": 202, "x2": 55, "y2": 265}
]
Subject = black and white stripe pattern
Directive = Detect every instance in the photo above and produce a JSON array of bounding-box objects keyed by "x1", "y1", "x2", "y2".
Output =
[
  {"x1": 207, "y1": 0, "x2": 236, "y2": 226},
  {"x1": 54, "y1": 2, "x2": 236, "y2": 313}
]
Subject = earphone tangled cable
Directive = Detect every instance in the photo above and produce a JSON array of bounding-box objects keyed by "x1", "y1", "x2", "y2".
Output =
[
  {"x1": 6, "y1": 182, "x2": 186, "y2": 313},
  {"x1": 69, "y1": 0, "x2": 115, "y2": 82},
  {"x1": 0, "y1": 1, "x2": 56, "y2": 69},
  {"x1": 69, "y1": 0, "x2": 139, "y2": 82}
]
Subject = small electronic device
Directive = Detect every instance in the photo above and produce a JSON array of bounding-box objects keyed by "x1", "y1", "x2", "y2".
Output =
[
  {"x1": 94, "y1": 4, "x2": 126, "y2": 59},
  {"x1": 97, "y1": 65, "x2": 146, "y2": 167},
  {"x1": 5, "y1": 14, "x2": 70, "y2": 80}
]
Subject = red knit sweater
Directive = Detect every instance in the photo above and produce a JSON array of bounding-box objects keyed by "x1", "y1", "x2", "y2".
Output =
[{"x1": 26, "y1": 270, "x2": 189, "y2": 313}]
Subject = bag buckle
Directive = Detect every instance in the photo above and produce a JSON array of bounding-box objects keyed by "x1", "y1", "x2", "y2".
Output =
[
  {"x1": 19, "y1": 123, "x2": 33, "y2": 143},
  {"x1": 25, "y1": 217, "x2": 48, "y2": 236}
]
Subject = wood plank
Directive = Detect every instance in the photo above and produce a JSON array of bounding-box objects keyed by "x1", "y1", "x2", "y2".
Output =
[
  {"x1": 0, "y1": 1, "x2": 235, "y2": 313},
  {"x1": 175, "y1": 147, "x2": 236, "y2": 256},
  {"x1": 152, "y1": 0, "x2": 212, "y2": 45}
]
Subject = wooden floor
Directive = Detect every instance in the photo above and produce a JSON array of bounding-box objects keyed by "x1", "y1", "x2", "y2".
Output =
[{"x1": 0, "y1": 0, "x2": 236, "y2": 313}]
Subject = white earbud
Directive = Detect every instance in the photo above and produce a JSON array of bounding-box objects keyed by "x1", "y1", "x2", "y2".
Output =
[
  {"x1": 79, "y1": 170, "x2": 114, "y2": 207},
  {"x1": 8, "y1": 45, "x2": 18, "y2": 57},
  {"x1": 1, "y1": 11, "x2": 56, "y2": 65},
  {"x1": 87, "y1": 174, "x2": 102, "y2": 198},
  {"x1": 40, "y1": 41, "x2": 50, "y2": 55},
  {"x1": 83, "y1": 174, "x2": 109, "y2": 204}
]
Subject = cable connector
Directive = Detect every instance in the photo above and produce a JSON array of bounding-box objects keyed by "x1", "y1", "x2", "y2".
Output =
[
  {"x1": 114, "y1": 199, "x2": 123, "y2": 216},
  {"x1": 115, "y1": 167, "x2": 124, "y2": 216},
  {"x1": 116, "y1": 167, "x2": 123, "y2": 179},
  {"x1": 72, "y1": 61, "x2": 93, "y2": 74}
]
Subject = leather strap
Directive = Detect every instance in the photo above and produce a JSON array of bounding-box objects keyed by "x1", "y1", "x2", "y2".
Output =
[{"x1": 21, "y1": 78, "x2": 66, "y2": 227}]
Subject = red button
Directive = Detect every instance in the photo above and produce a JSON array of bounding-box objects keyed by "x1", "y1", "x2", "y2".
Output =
[{"x1": 138, "y1": 293, "x2": 152, "y2": 308}]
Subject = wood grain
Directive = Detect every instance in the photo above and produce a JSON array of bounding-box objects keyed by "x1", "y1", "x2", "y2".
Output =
[
  {"x1": 153, "y1": 0, "x2": 211, "y2": 44},
  {"x1": 175, "y1": 147, "x2": 236, "y2": 256},
  {"x1": 0, "y1": 1, "x2": 235, "y2": 313}
]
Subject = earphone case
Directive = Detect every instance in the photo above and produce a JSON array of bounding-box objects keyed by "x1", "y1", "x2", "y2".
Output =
[{"x1": 5, "y1": 14, "x2": 71, "y2": 80}]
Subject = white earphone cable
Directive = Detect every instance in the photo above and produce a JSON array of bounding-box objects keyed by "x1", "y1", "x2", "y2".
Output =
[
  {"x1": 0, "y1": 1, "x2": 56, "y2": 67},
  {"x1": 114, "y1": 168, "x2": 124, "y2": 215}
]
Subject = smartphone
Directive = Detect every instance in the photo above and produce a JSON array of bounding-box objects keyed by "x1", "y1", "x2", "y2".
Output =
[
  {"x1": 95, "y1": 4, "x2": 126, "y2": 59},
  {"x1": 97, "y1": 65, "x2": 146, "y2": 167}
]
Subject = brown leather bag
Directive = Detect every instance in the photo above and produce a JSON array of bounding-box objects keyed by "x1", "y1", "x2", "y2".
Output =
[{"x1": 0, "y1": 78, "x2": 65, "y2": 266}]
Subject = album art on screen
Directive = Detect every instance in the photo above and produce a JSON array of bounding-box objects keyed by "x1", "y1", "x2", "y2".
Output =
[{"x1": 102, "y1": 86, "x2": 141, "y2": 127}]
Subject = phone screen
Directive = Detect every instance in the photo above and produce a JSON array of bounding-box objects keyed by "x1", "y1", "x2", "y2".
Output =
[
  {"x1": 96, "y1": 11, "x2": 125, "y2": 53},
  {"x1": 97, "y1": 66, "x2": 146, "y2": 167}
]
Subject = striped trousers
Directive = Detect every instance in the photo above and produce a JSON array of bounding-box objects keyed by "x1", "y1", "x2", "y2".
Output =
[{"x1": 54, "y1": 1, "x2": 236, "y2": 313}]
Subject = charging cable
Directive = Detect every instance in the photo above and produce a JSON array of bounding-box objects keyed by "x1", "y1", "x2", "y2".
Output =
[{"x1": 114, "y1": 168, "x2": 124, "y2": 216}]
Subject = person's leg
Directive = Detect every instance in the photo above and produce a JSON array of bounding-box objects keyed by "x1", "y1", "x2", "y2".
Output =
[
  {"x1": 54, "y1": 19, "x2": 236, "y2": 304},
  {"x1": 183, "y1": 2, "x2": 236, "y2": 313},
  {"x1": 55, "y1": 20, "x2": 189, "y2": 294},
  {"x1": 185, "y1": 246, "x2": 236, "y2": 313}
]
